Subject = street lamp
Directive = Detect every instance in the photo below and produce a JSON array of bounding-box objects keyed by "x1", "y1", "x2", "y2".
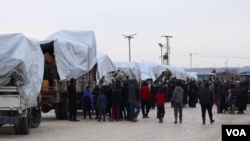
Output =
[
  {"x1": 122, "y1": 33, "x2": 137, "y2": 62},
  {"x1": 161, "y1": 35, "x2": 172, "y2": 65},
  {"x1": 158, "y1": 43, "x2": 164, "y2": 64},
  {"x1": 225, "y1": 59, "x2": 229, "y2": 74},
  {"x1": 190, "y1": 53, "x2": 198, "y2": 68}
]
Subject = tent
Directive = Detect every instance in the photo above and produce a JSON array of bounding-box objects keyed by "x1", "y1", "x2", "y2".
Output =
[
  {"x1": 41, "y1": 30, "x2": 97, "y2": 81},
  {"x1": 0, "y1": 33, "x2": 44, "y2": 106}
]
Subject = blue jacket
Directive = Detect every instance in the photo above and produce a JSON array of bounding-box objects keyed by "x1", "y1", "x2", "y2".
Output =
[
  {"x1": 96, "y1": 93, "x2": 107, "y2": 109},
  {"x1": 83, "y1": 89, "x2": 94, "y2": 109}
]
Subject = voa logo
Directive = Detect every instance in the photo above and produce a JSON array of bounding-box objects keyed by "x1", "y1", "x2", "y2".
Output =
[{"x1": 226, "y1": 129, "x2": 246, "y2": 136}]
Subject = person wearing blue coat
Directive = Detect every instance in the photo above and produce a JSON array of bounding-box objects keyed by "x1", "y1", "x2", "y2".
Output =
[
  {"x1": 82, "y1": 86, "x2": 94, "y2": 119},
  {"x1": 96, "y1": 88, "x2": 108, "y2": 121}
]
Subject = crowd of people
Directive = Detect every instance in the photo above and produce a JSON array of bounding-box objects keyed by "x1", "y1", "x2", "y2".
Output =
[{"x1": 67, "y1": 76, "x2": 250, "y2": 124}]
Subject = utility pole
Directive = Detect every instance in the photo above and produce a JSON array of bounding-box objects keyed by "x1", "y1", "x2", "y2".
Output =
[
  {"x1": 225, "y1": 59, "x2": 229, "y2": 74},
  {"x1": 190, "y1": 53, "x2": 198, "y2": 68},
  {"x1": 122, "y1": 34, "x2": 137, "y2": 62},
  {"x1": 161, "y1": 35, "x2": 172, "y2": 65},
  {"x1": 158, "y1": 43, "x2": 164, "y2": 64}
]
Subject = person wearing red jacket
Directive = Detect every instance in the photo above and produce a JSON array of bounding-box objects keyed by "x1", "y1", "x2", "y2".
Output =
[
  {"x1": 140, "y1": 81, "x2": 151, "y2": 118},
  {"x1": 155, "y1": 86, "x2": 166, "y2": 123}
]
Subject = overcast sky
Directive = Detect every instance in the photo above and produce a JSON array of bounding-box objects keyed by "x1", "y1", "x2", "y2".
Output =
[{"x1": 1, "y1": 0, "x2": 250, "y2": 68}]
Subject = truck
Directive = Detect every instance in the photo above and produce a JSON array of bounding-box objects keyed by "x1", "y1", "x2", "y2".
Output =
[
  {"x1": 0, "y1": 33, "x2": 44, "y2": 134},
  {"x1": 39, "y1": 30, "x2": 98, "y2": 119},
  {"x1": 0, "y1": 30, "x2": 114, "y2": 134}
]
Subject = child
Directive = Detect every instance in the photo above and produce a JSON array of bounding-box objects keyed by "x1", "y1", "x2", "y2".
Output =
[
  {"x1": 155, "y1": 86, "x2": 166, "y2": 123},
  {"x1": 96, "y1": 88, "x2": 108, "y2": 121},
  {"x1": 82, "y1": 86, "x2": 94, "y2": 119}
]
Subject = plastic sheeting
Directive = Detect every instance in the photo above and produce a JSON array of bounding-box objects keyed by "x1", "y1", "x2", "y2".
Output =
[
  {"x1": 44, "y1": 30, "x2": 97, "y2": 81},
  {"x1": 137, "y1": 62, "x2": 166, "y2": 81},
  {"x1": 0, "y1": 33, "x2": 44, "y2": 107},
  {"x1": 186, "y1": 72, "x2": 198, "y2": 80},
  {"x1": 114, "y1": 61, "x2": 141, "y2": 82},
  {"x1": 96, "y1": 51, "x2": 118, "y2": 83},
  {"x1": 163, "y1": 65, "x2": 187, "y2": 81}
]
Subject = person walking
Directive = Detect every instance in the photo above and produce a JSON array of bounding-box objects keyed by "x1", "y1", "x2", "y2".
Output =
[
  {"x1": 67, "y1": 78, "x2": 79, "y2": 121},
  {"x1": 155, "y1": 86, "x2": 166, "y2": 123},
  {"x1": 150, "y1": 82, "x2": 157, "y2": 109},
  {"x1": 172, "y1": 81, "x2": 184, "y2": 124},
  {"x1": 140, "y1": 81, "x2": 151, "y2": 118},
  {"x1": 198, "y1": 81, "x2": 215, "y2": 125}
]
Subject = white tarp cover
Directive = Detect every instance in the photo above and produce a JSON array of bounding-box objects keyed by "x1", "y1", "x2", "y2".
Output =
[
  {"x1": 96, "y1": 51, "x2": 118, "y2": 83},
  {"x1": 137, "y1": 62, "x2": 166, "y2": 81},
  {"x1": 186, "y1": 72, "x2": 198, "y2": 80},
  {"x1": 114, "y1": 61, "x2": 141, "y2": 82},
  {"x1": 0, "y1": 33, "x2": 44, "y2": 106},
  {"x1": 164, "y1": 65, "x2": 187, "y2": 81},
  {"x1": 44, "y1": 30, "x2": 97, "y2": 81}
]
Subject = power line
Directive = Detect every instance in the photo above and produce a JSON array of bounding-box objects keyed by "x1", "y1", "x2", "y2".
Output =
[{"x1": 171, "y1": 51, "x2": 250, "y2": 59}]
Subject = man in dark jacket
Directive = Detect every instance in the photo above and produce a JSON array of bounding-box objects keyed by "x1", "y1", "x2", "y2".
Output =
[
  {"x1": 128, "y1": 79, "x2": 140, "y2": 122},
  {"x1": 237, "y1": 82, "x2": 249, "y2": 114},
  {"x1": 68, "y1": 78, "x2": 79, "y2": 121},
  {"x1": 199, "y1": 81, "x2": 215, "y2": 125},
  {"x1": 188, "y1": 80, "x2": 198, "y2": 108},
  {"x1": 111, "y1": 82, "x2": 123, "y2": 121}
]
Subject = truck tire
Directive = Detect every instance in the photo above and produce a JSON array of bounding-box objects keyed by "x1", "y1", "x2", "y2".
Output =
[
  {"x1": 20, "y1": 113, "x2": 31, "y2": 135},
  {"x1": 14, "y1": 109, "x2": 31, "y2": 135},
  {"x1": 14, "y1": 121, "x2": 22, "y2": 135},
  {"x1": 30, "y1": 107, "x2": 41, "y2": 128},
  {"x1": 55, "y1": 103, "x2": 61, "y2": 119}
]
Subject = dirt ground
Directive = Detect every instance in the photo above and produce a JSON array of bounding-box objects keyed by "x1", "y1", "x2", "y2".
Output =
[{"x1": 0, "y1": 103, "x2": 250, "y2": 141}]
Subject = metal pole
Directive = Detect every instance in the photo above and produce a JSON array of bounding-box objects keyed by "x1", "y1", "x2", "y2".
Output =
[
  {"x1": 128, "y1": 38, "x2": 131, "y2": 62},
  {"x1": 161, "y1": 46, "x2": 163, "y2": 65},
  {"x1": 190, "y1": 53, "x2": 192, "y2": 68},
  {"x1": 190, "y1": 53, "x2": 198, "y2": 68},
  {"x1": 161, "y1": 35, "x2": 172, "y2": 65},
  {"x1": 122, "y1": 34, "x2": 137, "y2": 62},
  {"x1": 158, "y1": 43, "x2": 164, "y2": 65}
]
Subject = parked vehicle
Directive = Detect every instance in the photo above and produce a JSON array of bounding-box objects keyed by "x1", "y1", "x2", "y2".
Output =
[
  {"x1": 0, "y1": 33, "x2": 44, "y2": 134},
  {"x1": 39, "y1": 30, "x2": 97, "y2": 119}
]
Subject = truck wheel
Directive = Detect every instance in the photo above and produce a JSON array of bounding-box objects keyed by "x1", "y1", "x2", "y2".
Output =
[
  {"x1": 14, "y1": 122, "x2": 22, "y2": 135},
  {"x1": 20, "y1": 109, "x2": 31, "y2": 135},
  {"x1": 14, "y1": 109, "x2": 31, "y2": 135},
  {"x1": 55, "y1": 103, "x2": 61, "y2": 119},
  {"x1": 30, "y1": 107, "x2": 41, "y2": 128}
]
